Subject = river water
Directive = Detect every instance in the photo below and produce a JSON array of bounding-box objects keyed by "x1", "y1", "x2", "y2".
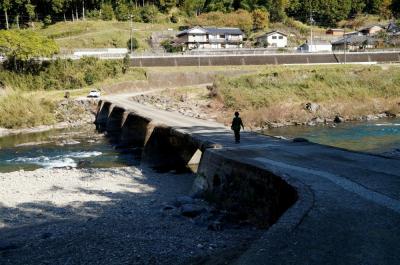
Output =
[
  {"x1": 0, "y1": 118, "x2": 399, "y2": 173},
  {"x1": 264, "y1": 118, "x2": 400, "y2": 156},
  {"x1": 0, "y1": 125, "x2": 139, "y2": 173}
]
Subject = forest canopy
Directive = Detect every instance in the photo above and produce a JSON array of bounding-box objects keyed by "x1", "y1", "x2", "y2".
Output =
[{"x1": 0, "y1": 0, "x2": 400, "y2": 29}]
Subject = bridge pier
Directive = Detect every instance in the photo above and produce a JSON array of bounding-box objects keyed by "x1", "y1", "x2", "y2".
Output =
[
  {"x1": 119, "y1": 113, "x2": 152, "y2": 148},
  {"x1": 141, "y1": 126, "x2": 200, "y2": 171},
  {"x1": 95, "y1": 101, "x2": 113, "y2": 132},
  {"x1": 105, "y1": 106, "x2": 126, "y2": 141}
]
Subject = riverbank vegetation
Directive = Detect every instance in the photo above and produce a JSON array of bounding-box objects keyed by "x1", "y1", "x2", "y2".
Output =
[
  {"x1": 0, "y1": 93, "x2": 55, "y2": 129},
  {"x1": 211, "y1": 65, "x2": 400, "y2": 128},
  {"x1": 0, "y1": 55, "x2": 146, "y2": 129},
  {"x1": 0, "y1": 57, "x2": 131, "y2": 91}
]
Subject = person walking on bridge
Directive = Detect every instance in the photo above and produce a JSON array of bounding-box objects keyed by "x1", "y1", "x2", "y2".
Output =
[{"x1": 231, "y1": 112, "x2": 244, "y2": 143}]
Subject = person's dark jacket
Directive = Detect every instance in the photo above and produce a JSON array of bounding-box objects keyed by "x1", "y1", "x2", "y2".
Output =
[{"x1": 231, "y1": 117, "x2": 244, "y2": 131}]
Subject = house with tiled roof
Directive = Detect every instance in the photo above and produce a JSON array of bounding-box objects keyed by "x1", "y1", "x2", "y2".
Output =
[
  {"x1": 332, "y1": 35, "x2": 377, "y2": 51},
  {"x1": 176, "y1": 26, "x2": 244, "y2": 50}
]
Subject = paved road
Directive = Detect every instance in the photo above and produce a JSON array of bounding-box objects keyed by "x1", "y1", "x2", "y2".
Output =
[{"x1": 105, "y1": 93, "x2": 400, "y2": 265}]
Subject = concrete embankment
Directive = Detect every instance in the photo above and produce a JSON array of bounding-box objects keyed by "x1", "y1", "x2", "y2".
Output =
[
  {"x1": 130, "y1": 52, "x2": 400, "y2": 67},
  {"x1": 102, "y1": 69, "x2": 253, "y2": 94},
  {"x1": 96, "y1": 95, "x2": 400, "y2": 264}
]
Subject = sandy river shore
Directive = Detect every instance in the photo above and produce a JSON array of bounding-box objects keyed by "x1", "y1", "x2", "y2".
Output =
[{"x1": 0, "y1": 167, "x2": 261, "y2": 265}]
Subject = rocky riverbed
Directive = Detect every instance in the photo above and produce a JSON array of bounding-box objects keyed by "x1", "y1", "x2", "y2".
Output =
[{"x1": 0, "y1": 167, "x2": 262, "y2": 265}]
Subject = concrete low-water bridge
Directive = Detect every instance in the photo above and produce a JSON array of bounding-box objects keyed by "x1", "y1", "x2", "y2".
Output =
[{"x1": 96, "y1": 93, "x2": 400, "y2": 265}]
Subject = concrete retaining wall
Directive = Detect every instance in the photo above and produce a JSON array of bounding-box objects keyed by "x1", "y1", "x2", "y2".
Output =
[
  {"x1": 198, "y1": 149, "x2": 297, "y2": 227},
  {"x1": 130, "y1": 52, "x2": 400, "y2": 67},
  {"x1": 103, "y1": 70, "x2": 253, "y2": 94}
]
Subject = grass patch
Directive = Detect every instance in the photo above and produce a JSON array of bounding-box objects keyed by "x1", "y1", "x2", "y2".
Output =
[
  {"x1": 36, "y1": 20, "x2": 181, "y2": 51},
  {"x1": 0, "y1": 93, "x2": 56, "y2": 129},
  {"x1": 213, "y1": 65, "x2": 400, "y2": 126}
]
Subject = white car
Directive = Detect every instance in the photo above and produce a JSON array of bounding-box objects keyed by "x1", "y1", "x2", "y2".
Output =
[{"x1": 88, "y1": 90, "x2": 101, "y2": 98}]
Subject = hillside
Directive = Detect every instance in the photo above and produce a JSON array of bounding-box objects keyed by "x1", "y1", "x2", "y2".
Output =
[
  {"x1": 30, "y1": 14, "x2": 393, "y2": 52},
  {"x1": 36, "y1": 20, "x2": 181, "y2": 52}
]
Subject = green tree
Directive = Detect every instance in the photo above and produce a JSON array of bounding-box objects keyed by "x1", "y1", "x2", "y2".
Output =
[
  {"x1": 181, "y1": 0, "x2": 206, "y2": 16},
  {"x1": 393, "y1": 0, "x2": 400, "y2": 17},
  {"x1": 43, "y1": 15, "x2": 53, "y2": 27},
  {"x1": 127, "y1": 37, "x2": 139, "y2": 51},
  {"x1": 115, "y1": 1, "x2": 130, "y2": 21},
  {"x1": 101, "y1": 3, "x2": 114, "y2": 20},
  {"x1": 350, "y1": 0, "x2": 366, "y2": 15},
  {"x1": 25, "y1": 1, "x2": 36, "y2": 28},
  {"x1": 269, "y1": 0, "x2": 288, "y2": 22},
  {"x1": 380, "y1": 0, "x2": 393, "y2": 18},
  {"x1": 0, "y1": 30, "x2": 59, "y2": 71},
  {"x1": 159, "y1": 0, "x2": 177, "y2": 12},
  {"x1": 366, "y1": 0, "x2": 384, "y2": 14},
  {"x1": 141, "y1": 5, "x2": 159, "y2": 23},
  {"x1": 204, "y1": 0, "x2": 234, "y2": 12},
  {"x1": 0, "y1": 0, "x2": 11, "y2": 29},
  {"x1": 228, "y1": 9, "x2": 253, "y2": 34},
  {"x1": 252, "y1": 8, "x2": 269, "y2": 30}
]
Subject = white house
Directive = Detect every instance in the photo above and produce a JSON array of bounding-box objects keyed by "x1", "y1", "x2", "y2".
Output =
[
  {"x1": 176, "y1": 26, "x2": 244, "y2": 50},
  {"x1": 298, "y1": 40, "x2": 332, "y2": 52},
  {"x1": 256, "y1": 31, "x2": 288, "y2": 48}
]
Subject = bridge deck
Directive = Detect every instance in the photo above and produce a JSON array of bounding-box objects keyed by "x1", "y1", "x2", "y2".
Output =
[{"x1": 104, "y1": 94, "x2": 400, "y2": 265}]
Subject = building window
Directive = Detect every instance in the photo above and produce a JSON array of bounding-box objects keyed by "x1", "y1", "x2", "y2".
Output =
[
  {"x1": 279, "y1": 36, "x2": 283, "y2": 39},
  {"x1": 219, "y1": 34, "x2": 225, "y2": 38},
  {"x1": 272, "y1": 36, "x2": 277, "y2": 39}
]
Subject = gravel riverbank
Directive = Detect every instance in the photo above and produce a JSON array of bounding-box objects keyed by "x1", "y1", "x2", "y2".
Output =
[{"x1": 0, "y1": 167, "x2": 262, "y2": 264}]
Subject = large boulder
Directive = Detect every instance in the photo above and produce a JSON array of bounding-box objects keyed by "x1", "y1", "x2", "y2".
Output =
[{"x1": 305, "y1": 102, "x2": 320, "y2": 113}]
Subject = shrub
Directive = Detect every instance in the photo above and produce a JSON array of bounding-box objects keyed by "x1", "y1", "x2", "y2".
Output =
[
  {"x1": 43, "y1": 15, "x2": 52, "y2": 27},
  {"x1": 87, "y1": 9, "x2": 101, "y2": 20},
  {"x1": 284, "y1": 17, "x2": 310, "y2": 35},
  {"x1": 127, "y1": 37, "x2": 139, "y2": 52},
  {"x1": 159, "y1": 0, "x2": 177, "y2": 13},
  {"x1": 131, "y1": 8, "x2": 143, "y2": 22},
  {"x1": 0, "y1": 93, "x2": 55, "y2": 129},
  {"x1": 101, "y1": 3, "x2": 114, "y2": 21},
  {"x1": 141, "y1": 5, "x2": 159, "y2": 23},
  {"x1": 161, "y1": 39, "x2": 183, "y2": 52},
  {"x1": 252, "y1": 9, "x2": 269, "y2": 30},
  {"x1": 84, "y1": 72, "x2": 95, "y2": 85},
  {"x1": 115, "y1": 2, "x2": 130, "y2": 21},
  {"x1": 170, "y1": 13, "x2": 179, "y2": 23}
]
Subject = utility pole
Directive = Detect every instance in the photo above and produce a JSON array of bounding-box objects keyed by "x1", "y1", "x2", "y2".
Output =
[
  {"x1": 344, "y1": 30, "x2": 347, "y2": 64},
  {"x1": 309, "y1": 11, "x2": 314, "y2": 52},
  {"x1": 130, "y1": 14, "x2": 133, "y2": 54}
]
